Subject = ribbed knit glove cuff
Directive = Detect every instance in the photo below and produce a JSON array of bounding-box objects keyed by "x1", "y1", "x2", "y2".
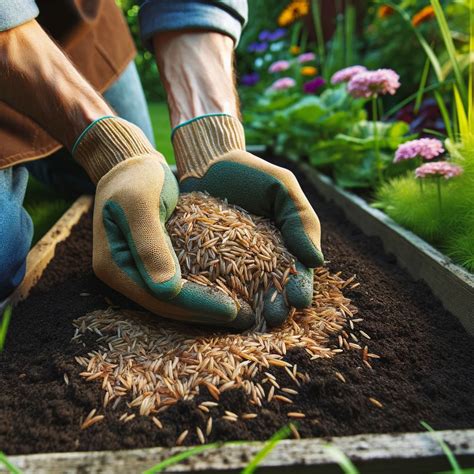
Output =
[
  {"x1": 73, "y1": 117, "x2": 157, "y2": 184},
  {"x1": 172, "y1": 114, "x2": 246, "y2": 179}
]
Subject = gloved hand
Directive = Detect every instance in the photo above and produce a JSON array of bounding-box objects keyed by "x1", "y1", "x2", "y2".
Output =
[
  {"x1": 73, "y1": 117, "x2": 254, "y2": 329},
  {"x1": 172, "y1": 114, "x2": 324, "y2": 326}
]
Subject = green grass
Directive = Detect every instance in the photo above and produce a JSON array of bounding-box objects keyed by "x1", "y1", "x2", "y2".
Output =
[
  {"x1": 148, "y1": 102, "x2": 175, "y2": 164},
  {"x1": 0, "y1": 305, "x2": 12, "y2": 352}
]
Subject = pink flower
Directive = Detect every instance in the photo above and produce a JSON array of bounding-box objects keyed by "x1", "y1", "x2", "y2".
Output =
[
  {"x1": 298, "y1": 52, "x2": 316, "y2": 63},
  {"x1": 331, "y1": 65, "x2": 367, "y2": 84},
  {"x1": 270, "y1": 77, "x2": 296, "y2": 91},
  {"x1": 268, "y1": 60, "x2": 290, "y2": 73},
  {"x1": 415, "y1": 161, "x2": 463, "y2": 179},
  {"x1": 394, "y1": 138, "x2": 444, "y2": 163},
  {"x1": 347, "y1": 69, "x2": 400, "y2": 98}
]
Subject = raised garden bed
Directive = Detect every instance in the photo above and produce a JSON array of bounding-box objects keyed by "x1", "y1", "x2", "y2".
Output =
[{"x1": 1, "y1": 158, "x2": 474, "y2": 472}]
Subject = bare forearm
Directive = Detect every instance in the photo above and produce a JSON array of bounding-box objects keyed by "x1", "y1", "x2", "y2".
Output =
[
  {"x1": 153, "y1": 31, "x2": 239, "y2": 128},
  {"x1": 0, "y1": 20, "x2": 113, "y2": 149}
]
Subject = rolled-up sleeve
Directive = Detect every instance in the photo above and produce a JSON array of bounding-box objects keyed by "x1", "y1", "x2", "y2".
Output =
[
  {"x1": 0, "y1": 0, "x2": 39, "y2": 31},
  {"x1": 139, "y1": 0, "x2": 248, "y2": 50}
]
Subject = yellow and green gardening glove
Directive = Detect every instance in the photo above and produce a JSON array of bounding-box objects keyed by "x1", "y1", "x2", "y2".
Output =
[
  {"x1": 73, "y1": 116, "x2": 254, "y2": 329},
  {"x1": 172, "y1": 114, "x2": 324, "y2": 327}
]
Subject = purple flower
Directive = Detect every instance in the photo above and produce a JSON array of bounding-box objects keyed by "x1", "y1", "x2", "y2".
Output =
[
  {"x1": 331, "y1": 65, "x2": 367, "y2": 84},
  {"x1": 258, "y1": 30, "x2": 271, "y2": 41},
  {"x1": 303, "y1": 77, "x2": 326, "y2": 94},
  {"x1": 270, "y1": 77, "x2": 296, "y2": 91},
  {"x1": 267, "y1": 28, "x2": 287, "y2": 41},
  {"x1": 240, "y1": 72, "x2": 260, "y2": 87},
  {"x1": 347, "y1": 68, "x2": 400, "y2": 98},
  {"x1": 415, "y1": 161, "x2": 463, "y2": 179},
  {"x1": 248, "y1": 42, "x2": 268, "y2": 53},
  {"x1": 394, "y1": 138, "x2": 444, "y2": 163},
  {"x1": 298, "y1": 52, "x2": 316, "y2": 63},
  {"x1": 268, "y1": 60, "x2": 291, "y2": 73}
]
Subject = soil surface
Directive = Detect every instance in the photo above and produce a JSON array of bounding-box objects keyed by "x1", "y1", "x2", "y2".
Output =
[{"x1": 1, "y1": 159, "x2": 474, "y2": 455}]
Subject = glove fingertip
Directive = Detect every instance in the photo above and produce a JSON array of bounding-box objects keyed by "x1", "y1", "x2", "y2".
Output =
[
  {"x1": 286, "y1": 264, "x2": 314, "y2": 309},
  {"x1": 263, "y1": 291, "x2": 289, "y2": 327}
]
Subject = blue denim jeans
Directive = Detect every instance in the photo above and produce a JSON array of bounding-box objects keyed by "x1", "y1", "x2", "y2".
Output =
[{"x1": 0, "y1": 61, "x2": 153, "y2": 300}]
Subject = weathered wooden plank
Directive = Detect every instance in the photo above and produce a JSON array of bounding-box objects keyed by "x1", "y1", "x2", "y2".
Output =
[
  {"x1": 300, "y1": 164, "x2": 474, "y2": 336},
  {"x1": 2, "y1": 429, "x2": 473, "y2": 474},
  {"x1": 9, "y1": 195, "x2": 93, "y2": 305}
]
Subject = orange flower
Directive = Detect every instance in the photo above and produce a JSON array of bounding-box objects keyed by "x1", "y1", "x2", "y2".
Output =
[
  {"x1": 412, "y1": 5, "x2": 435, "y2": 27},
  {"x1": 278, "y1": 0, "x2": 310, "y2": 27},
  {"x1": 301, "y1": 66, "x2": 318, "y2": 76},
  {"x1": 377, "y1": 5, "x2": 394, "y2": 18},
  {"x1": 290, "y1": 45, "x2": 301, "y2": 55}
]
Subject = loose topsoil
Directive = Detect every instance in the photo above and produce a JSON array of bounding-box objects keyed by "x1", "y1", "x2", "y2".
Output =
[{"x1": 1, "y1": 159, "x2": 473, "y2": 456}]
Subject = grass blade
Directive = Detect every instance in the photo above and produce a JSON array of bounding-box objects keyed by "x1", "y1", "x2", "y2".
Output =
[
  {"x1": 241, "y1": 425, "x2": 291, "y2": 474},
  {"x1": 415, "y1": 58, "x2": 431, "y2": 114},
  {"x1": 142, "y1": 443, "x2": 220, "y2": 474},
  {"x1": 324, "y1": 444, "x2": 359, "y2": 474},
  {"x1": 454, "y1": 85, "x2": 469, "y2": 142},
  {"x1": 434, "y1": 90, "x2": 454, "y2": 142},
  {"x1": 0, "y1": 452, "x2": 22, "y2": 474},
  {"x1": 431, "y1": 0, "x2": 467, "y2": 104},
  {"x1": 311, "y1": 0, "x2": 326, "y2": 76},
  {"x1": 0, "y1": 305, "x2": 12, "y2": 352},
  {"x1": 381, "y1": 1, "x2": 442, "y2": 81},
  {"x1": 421, "y1": 421, "x2": 462, "y2": 473}
]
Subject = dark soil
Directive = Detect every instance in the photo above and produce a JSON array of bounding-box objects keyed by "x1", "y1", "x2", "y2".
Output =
[{"x1": 1, "y1": 160, "x2": 474, "y2": 456}]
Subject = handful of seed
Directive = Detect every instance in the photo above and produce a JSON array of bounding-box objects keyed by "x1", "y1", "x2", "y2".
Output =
[
  {"x1": 72, "y1": 192, "x2": 369, "y2": 439},
  {"x1": 166, "y1": 192, "x2": 295, "y2": 319}
]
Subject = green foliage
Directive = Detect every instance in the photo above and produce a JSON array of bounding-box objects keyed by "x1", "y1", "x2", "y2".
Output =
[
  {"x1": 148, "y1": 102, "x2": 175, "y2": 164},
  {"x1": 376, "y1": 142, "x2": 474, "y2": 271},
  {"x1": 324, "y1": 444, "x2": 360, "y2": 474},
  {"x1": 241, "y1": 425, "x2": 292, "y2": 474},
  {"x1": 0, "y1": 305, "x2": 12, "y2": 352},
  {"x1": 0, "y1": 451, "x2": 21, "y2": 474},
  {"x1": 142, "y1": 443, "x2": 220, "y2": 474}
]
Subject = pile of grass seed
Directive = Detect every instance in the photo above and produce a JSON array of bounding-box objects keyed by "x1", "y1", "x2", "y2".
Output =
[{"x1": 72, "y1": 192, "x2": 372, "y2": 440}]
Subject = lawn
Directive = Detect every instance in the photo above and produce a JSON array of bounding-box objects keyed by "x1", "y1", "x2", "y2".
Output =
[{"x1": 24, "y1": 102, "x2": 173, "y2": 244}]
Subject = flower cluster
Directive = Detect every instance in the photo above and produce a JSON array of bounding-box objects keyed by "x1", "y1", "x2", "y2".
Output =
[
  {"x1": 347, "y1": 69, "x2": 400, "y2": 98},
  {"x1": 259, "y1": 28, "x2": 287, "y2": 42},
  {"x1": 303, "y1": 77, "x2": 326, "y2": 93},
  {"x1": 270, "y1": 77, "x2": 296, "y2": 91},
  {"x1": 394, "y1": 138, "x2": 444, "y2": 163},
  {"x1": 415, "y1": 161, "x2": 463, "y2": 180},
  {"x1": 331, "y1": 65, "x2": 367, "y2": 84},
  {"x1": 269, "y1": 60, "x2": 290, "y2": 73},
  {"x1": 412, "y1": 6, "x2": 435, "y2": 27},
  {"x1": 278, "y1": 0, "x2": 309, "y2": 27},
  {"x1": 298, "y1": 52, "x2": 316, "y2": 63}
]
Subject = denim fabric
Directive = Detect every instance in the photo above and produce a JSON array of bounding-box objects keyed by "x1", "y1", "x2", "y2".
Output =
[
  {"x1": 0, "y1": 0, "x2": 39, "y2": 31},
  {"x1": 139, "y1": 0, "x2": 248, "y2": 50},
  {"x1": 0, "y1": 167, "x2": 33, "y2": 299},
  {"x1": 1, "y1": 61, "x2": 154, "y2": 299},
  {"x1": 27, "y1": 61, "x2": 155, "y2": 196}
]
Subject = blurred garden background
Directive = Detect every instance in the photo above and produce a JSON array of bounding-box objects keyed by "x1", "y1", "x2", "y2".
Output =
[{"x1": 29, "y1": 0, "x2": 474, "y2": 272}]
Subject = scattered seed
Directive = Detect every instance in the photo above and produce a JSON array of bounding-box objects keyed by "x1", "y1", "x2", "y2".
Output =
[
  {"x1": 289, "y1": 423, "x2": 301, "y2": 439},
  {"x1": 196, "y1": 427, "x2": 205, "y2": 444},
  {"x1": 287, "y1": 412, "x2": 305, "y2": 418},
  {"x1": 152, "y1": 417, "x2": 163, "y2": 429},
  {"x1": 176, "y1": 430, "x2": 189, "y2": 446},
  {"x1": 369, "y1": 397, "x2": 383, "y2": 408},
  {"x1": 206, "y1": 417, "x2": 213, "y2": 436},
  {"x1": 242, "y1": 413, "x2": 257, "y2": 420},
  {"x1": 335, "y1": 372, "x2": 346, "y2": 383}
]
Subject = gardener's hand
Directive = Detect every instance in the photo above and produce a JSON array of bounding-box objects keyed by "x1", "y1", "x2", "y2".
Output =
[
  {"x1": 172, "y1": 114, "x2": 323, "y2": 327},
  {"x1": 73, "y1": 117, "x2": 254, "y2": 329}
]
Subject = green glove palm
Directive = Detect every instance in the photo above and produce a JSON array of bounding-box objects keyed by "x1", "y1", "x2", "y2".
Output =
[
  {"x1": 173, "y1": 114, "x2": 324, "y2": 326},
  {"x1": 74, "y1": 117, "x2": 254, "y2": 329}
]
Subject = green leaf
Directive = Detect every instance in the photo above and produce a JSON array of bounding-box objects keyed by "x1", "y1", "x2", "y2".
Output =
[
  {"x1": 0, "y1": 452, "x2": 22, "y2": 474},
  {"x1": 324, "y1": 444, "x2": 360, "y2": 474},
  {"x1": 284, "y1": 96, "x2": 327, "y2": 123},
  {"x1": 142, "y1": 443, "x2": 220, "y2": 474},
  {"x1": 434, "y1": 90, "x2": 455, "y2": 142},
  {"x1": 241, "y1": 425, "x2": 291, "y2": 474},
  {"x1": 431, "y1": 0, "x2": 468, "y2": 104},
  {"x1": 420, "y1": 421, "x2": 462, "y2": 474},
  {"x1": 454, "y1": 85, "x2": 469, "y2": 142},
  {"x1": 0, "y1": 305, "x2": 12, "y2": 352}
]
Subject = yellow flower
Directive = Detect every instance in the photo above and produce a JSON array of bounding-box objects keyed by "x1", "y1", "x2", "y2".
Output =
[
  {"x1": 412, "y1": 5, "x2": 435, "y2": 27},
  {"x1": 290, "y1": 45, "x2": 301, "y2": 55},
  {"x1": 301, "y1": 66, "x2": 318, "y2": 76},
  {"x1": 278, "y1": 0, "x2": 310, "y2": 27},
  {"x1": 377, "y1": 5, "x2": 394, "y2": 18}
]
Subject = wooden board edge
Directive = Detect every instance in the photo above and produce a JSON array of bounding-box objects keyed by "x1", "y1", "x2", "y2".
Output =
[
  {"x1": 9, "y1": 195, "x2": 93, "y2": 305},
  {"x1": 3, "y1": 429, "x2": 474, "y2": 474}
]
